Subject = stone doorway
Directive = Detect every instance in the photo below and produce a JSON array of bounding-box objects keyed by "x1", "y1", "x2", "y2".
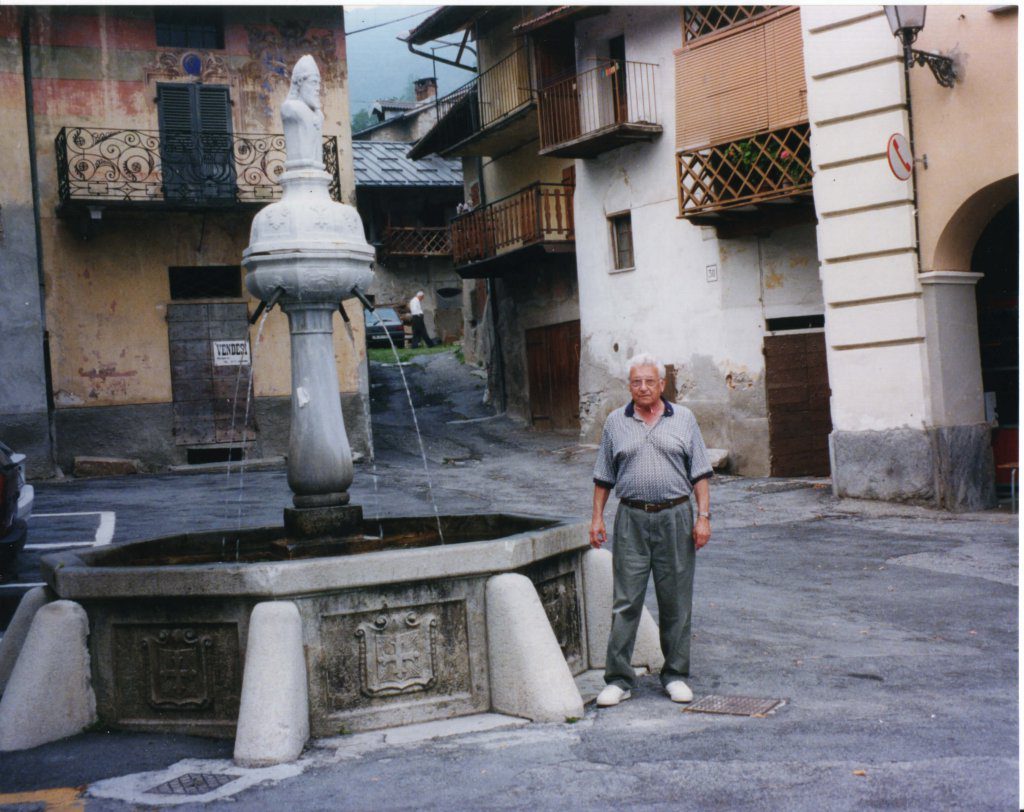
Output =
[{"x1": 973, "y1": 199, "x2": 1018, "y2": 488}]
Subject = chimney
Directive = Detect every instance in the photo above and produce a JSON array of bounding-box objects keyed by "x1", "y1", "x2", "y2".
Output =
[{"x1": 414, "y1": 77, "x2": 437, "y2": 102}]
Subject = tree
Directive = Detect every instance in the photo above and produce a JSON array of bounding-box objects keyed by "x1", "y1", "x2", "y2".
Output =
[{"x1": 351, "y1": 108, "x2": 374, "y2": 133}]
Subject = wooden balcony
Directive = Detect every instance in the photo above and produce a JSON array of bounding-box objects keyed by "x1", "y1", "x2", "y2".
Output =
[
  {"x1": 380, "y1": 226, "x2": 452, "y2": 259},
  {"x1": 55, "y1": 126, "x2": 341, "y2": 211},
  {"x1": 677, "y1": 123, "x2": 814, "y2": 235},
  {"x1": 450, "y1": 182, "x2": 574, "y2": 278},
  {"x1": 537, "y1": 60, "x2": 662, "y2": 158},
  {"x1": 408, "y1": 46, "x2": 536, "y2": 160}
]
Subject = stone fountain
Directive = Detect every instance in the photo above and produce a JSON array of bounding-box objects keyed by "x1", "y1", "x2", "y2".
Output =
[{"x1": 0, "y1": 57, "x2": 664, "y2": 763}]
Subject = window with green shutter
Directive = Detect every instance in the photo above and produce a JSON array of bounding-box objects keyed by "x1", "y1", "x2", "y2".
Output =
[{"x1": 157, "y1": 83, "x2": 236, "y2": 202}]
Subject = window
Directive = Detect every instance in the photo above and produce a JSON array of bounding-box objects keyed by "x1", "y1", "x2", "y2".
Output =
[
  {"x1": 609, "y1": 213, "x2": 634, "y2": 270},
  {"x1": 157, "y1": 83, "x2": 235, "y2": 201},
  {"x1": 155, "y1": 8, "x2": 224, "y2": 50},
  {"x1": 169, "y1": 266, "x2": 241, "y2": 300}
]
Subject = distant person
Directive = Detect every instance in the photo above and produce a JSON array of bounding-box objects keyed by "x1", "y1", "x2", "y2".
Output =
[
  {"x1": 590, "y1": 352, "x2": 713, "y2": 708},
  {"x1": 408, "y1": 290, "x2": 436, "y2": 348}
]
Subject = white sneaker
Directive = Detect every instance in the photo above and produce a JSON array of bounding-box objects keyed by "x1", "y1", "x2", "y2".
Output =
[
  {"x1": 596, "y1": 684, "x2": 631, "y2": 707},
  {"x1": 665, "y1": 680, "x2": 693, "y2": 703}
]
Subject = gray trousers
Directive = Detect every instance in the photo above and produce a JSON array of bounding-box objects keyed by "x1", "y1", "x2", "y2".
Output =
[{"x1": 605, "y1": 500, "x2": 695, "y2": 690}]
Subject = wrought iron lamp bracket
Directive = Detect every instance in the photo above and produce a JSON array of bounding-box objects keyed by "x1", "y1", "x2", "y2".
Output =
[{"x1": 906, "y1": 46, "x2": 957, "y2": 88}]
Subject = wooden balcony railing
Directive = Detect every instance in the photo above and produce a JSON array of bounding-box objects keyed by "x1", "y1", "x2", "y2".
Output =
[
  {"x1": 55, "y1": 126, "x2": 341, "y2": 207},
  {"x1": 677, "y1": 123, "x2": 812, "y2": 216},
  {"x1": 451, "y1": 183, "x2": 574, "y2": 267},
  {"x1": 538, "y1": 59, "x2": 659, "y2": 154},
  {"x1": 410, "y1": 46, "x2": 533, "y2": 159},
  {"x1": 381, "y1": 226, "x2": 452, "y2": 258}
]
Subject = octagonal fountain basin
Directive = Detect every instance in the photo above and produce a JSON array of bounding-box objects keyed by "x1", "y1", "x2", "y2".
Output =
[{"x1": 40, "y1": 513, "x2": 590, "y2": 738}]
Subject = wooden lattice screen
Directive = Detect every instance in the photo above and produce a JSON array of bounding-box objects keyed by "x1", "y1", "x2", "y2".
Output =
[
  {"x1": 677, "y1": 123, "x2": 812, "y2": 215},
  {"x1": 382, "y1": 227, "x2": 452, "y2": 257},
  {"x1": 682, "y1": 6, "x2": 771, "y2": 42}
]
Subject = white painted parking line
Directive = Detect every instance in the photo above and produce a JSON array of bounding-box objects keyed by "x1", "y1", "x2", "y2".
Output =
[
  {"x1": 0, "y1": 582, "x2": 43, "y2": 590},
  {"x1": 24, "y1": 541, "x2": 96, "y2": 549},
  {"x1": 24, "y1": 511, "x2": 116, "y2": 549}
]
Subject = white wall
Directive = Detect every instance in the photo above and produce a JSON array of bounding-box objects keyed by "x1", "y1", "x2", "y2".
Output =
[{"x1": 574, "y1": 7, "x2": 823, "y2": 474}]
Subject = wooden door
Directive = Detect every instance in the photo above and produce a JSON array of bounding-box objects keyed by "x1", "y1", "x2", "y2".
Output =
[
  {"x1": 167, "y1": 302, "x2": 255, "y2": 446},
  {"x1": 535, "y1": 24, "x2": 580, "y2": 145},
  {"x1": 526, "y1": 320, "x2": 581, "y2": 430},
  {"x1": 764, "y1": 331, "x2": 831, "y2": 476},
  {"x1": 609, "y1": 35, "x2": 627, "y2": 123}
]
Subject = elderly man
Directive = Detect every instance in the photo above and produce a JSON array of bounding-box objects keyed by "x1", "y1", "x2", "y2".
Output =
[
  {"x1": 591, "y1": 353, "x2": 713, "y2": 707},
  {"x1": 408, "y1": 290, "x2": 436, "y2": 348}
]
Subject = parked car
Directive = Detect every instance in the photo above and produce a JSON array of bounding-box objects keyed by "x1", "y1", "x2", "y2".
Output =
[
  {"x1": 365, "y1": 306, "x2": 406, "y2": 349},
  {"x1": 0, "y1": 442, "x2": 29, "y2": 581}
]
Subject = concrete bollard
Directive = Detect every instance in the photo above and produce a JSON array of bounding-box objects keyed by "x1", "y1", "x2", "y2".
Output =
[
  {"x1": 0, "y1": 600, "x2": 97, "y2": 751},
  {"x1": 234, "y1": 601, "x2": 309, "y2": 767},
  {"x1": 486, "y1": 573, "x2": 584, "y2": 722},
  {"x1": 582, "y1": 547, "x2": 665, "y2": 672},
  {"x1": 0, "y1": 585, "x2": 53, "y2": 694}
]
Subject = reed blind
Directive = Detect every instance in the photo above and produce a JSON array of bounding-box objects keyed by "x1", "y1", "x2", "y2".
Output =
[{"x1": 675, "y1": 7, "x2": 805, "y2": 150}]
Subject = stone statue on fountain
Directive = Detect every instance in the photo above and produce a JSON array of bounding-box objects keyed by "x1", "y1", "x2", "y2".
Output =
[
  {"x1": 281, "y1": 54, "x2": 325, "y2": 169},
  {"x1": 243, "y1": 55, "x2": 375, "y2": 541}
]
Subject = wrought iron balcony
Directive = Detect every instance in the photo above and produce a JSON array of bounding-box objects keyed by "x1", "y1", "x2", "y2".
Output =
[
  {"x1": 55, "y1": 127, "x2": 341, "y2": 210},
  {"x1": 450, "y1": 182, "x2": 574, "y2": 277},
  {"x1": 537, "y1": 59, "x2": 662, "y2": 158},
  {"x1": 677, "y1": 123, "x2": 813, "y2": 222},
  {"x1": 408, "y1": 46, "x2": 535, "y2": 160},
  {"x1": 380, "y1": 226, "x2": 452, "y2": 259}
]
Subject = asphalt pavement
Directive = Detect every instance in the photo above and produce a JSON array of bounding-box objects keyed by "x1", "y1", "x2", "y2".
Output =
[{"x1": 0, "y1": 350, "x2": 1017, "y2": 810}]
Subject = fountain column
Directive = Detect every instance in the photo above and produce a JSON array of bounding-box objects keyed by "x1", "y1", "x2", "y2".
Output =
[{"x1": 243, "y1": 55, "x2": 374, "y2": 538}]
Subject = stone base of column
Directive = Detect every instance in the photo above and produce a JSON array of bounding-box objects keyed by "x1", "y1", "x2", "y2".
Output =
[
  {"x1": 284, "y1": 504, "x2": 363, "y2": 540},
  {"x1": 830, "y1": 423, "x2": 996, "y2": 512}
]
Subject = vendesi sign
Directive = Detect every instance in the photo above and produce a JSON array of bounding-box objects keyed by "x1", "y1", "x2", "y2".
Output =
[{"x1": 212, "y1": 340, "x2": 251, "y2": 366}]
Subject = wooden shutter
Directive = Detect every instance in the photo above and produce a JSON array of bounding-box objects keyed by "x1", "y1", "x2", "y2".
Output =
[
  {"x1": 157, "y1": 84, "x2": 193, "y2": 133},
  {"x1": 676, "y1": 6, "x2": 804, "y2": 150},
  {"x1": 197, "y1": 85, "x2": 232, "y2": 134}
]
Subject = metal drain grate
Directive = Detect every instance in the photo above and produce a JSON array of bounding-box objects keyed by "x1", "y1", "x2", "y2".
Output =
[
  {"x1": 683, "y1": 695, "x2": 784, "y2": 716},
  {"x1": 147, "y1": 773, "x2": 240, "y2": 796}
]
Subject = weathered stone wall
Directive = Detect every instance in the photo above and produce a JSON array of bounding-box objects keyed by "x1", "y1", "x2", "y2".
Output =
[{"x1": 0, "y1": 9, "x2": 53, "y2": 476}]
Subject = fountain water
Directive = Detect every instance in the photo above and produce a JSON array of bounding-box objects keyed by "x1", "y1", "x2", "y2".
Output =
[{"x1": 0, "y1": 56, "x2": 665, "y2": 761}]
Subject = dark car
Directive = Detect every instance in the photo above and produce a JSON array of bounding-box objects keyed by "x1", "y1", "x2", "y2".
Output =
[
  {"x1": 365, "y1": 306, "x2": 406, "y2": 349},
  {"x1": 0, "y1": 442, "x2": 28, "y2": 582}
]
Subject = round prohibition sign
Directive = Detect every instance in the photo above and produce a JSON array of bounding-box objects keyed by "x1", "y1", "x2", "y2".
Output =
[{"x1": 887, "y1": 133, "x2": 914, "y2": 181}]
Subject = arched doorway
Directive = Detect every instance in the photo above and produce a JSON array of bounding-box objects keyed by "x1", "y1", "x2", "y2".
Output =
[{"x1": 973, "y1": 199, "x2": 1019, "y2": 494}]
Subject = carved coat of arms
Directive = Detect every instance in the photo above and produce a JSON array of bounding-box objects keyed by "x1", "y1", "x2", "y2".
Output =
[{"x1": 356, "y1": 611, "x2": 438, "y2": 697}]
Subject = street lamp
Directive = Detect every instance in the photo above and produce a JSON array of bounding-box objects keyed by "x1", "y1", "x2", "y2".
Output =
[{"x1": 884, "y1": 5, "x2": 957, "y2": 88}]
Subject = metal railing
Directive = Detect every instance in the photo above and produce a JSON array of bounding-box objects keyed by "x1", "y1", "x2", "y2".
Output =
[
  {"x1": 416, "y1": 45, "x2": 533, "y2": 155},
  {"x1": 55, "y1": 127, "x2": 341, "y2": 206},
  {"x1": 381, "y1": 226, "x2": 452, "y2": 258},
  {"x1": 450, "y1": 182, "x2": 574, "y2": 267},
  {"x1": 676, "y1": 123, "x2": 812, "y2": 215},
  {"x1": 537, "y1": 59, "x2": 659, "y2": 151}
]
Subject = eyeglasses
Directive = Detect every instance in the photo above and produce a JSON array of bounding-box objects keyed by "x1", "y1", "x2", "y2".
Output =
[{"x1": 628, "y1": 378, "x2": 660, "y2": 390}]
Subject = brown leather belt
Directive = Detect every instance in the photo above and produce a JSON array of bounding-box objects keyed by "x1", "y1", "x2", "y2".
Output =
[{"x1": 620, "y1": 495, "x2": 689, "y2": 513}]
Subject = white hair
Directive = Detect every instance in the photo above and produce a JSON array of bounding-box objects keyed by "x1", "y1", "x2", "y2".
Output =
[
  {"x1": 625, "y1": 353, "x2": 665, "y2": 380},
  {"x1": 416, "y1": 290, "x2": 425, "y2": 297}
]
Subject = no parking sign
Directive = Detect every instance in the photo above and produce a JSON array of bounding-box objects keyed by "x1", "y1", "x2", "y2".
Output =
[{"x1": 887, "y1": 133, "x2": 914, "y2": 181}]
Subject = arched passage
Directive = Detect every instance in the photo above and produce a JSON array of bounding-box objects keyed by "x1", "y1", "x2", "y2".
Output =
[{"x1": 972, "y1": 199, "x2": 1019, "y2": 489}]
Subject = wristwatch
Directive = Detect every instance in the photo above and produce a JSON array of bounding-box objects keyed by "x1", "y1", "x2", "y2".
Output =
[{"x1": 697, "y1": 511, "x2": 711, "y2": 520}]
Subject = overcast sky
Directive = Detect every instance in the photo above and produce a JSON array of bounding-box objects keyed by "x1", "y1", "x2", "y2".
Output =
[{"x1": 344, "y1": 6, "x2": 476, "y2": 115}]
